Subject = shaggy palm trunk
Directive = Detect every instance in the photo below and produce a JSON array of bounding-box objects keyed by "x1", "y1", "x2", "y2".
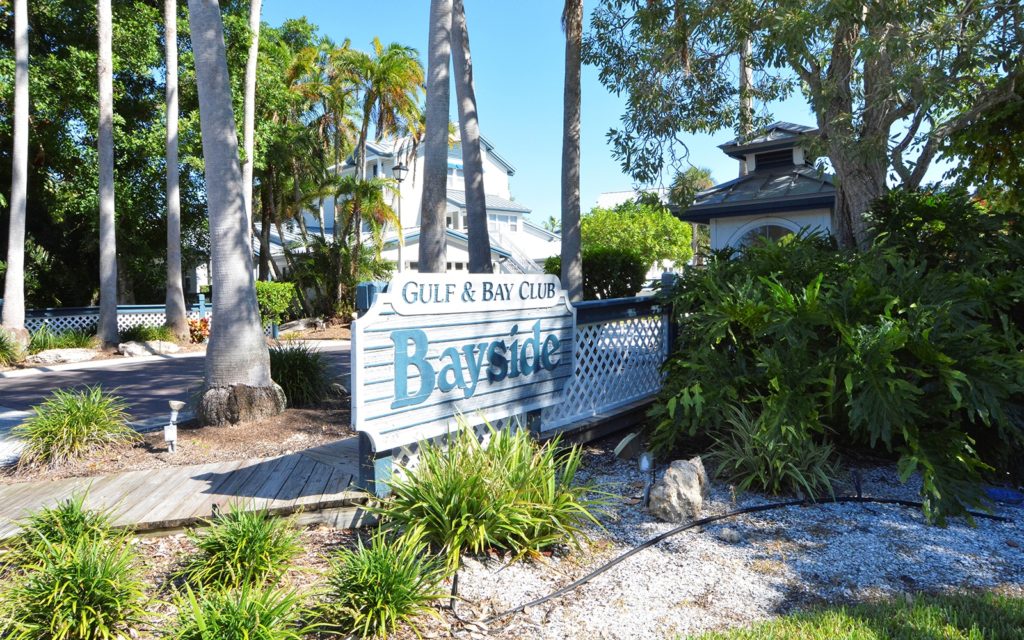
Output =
[
  {"x1": 1, "y1": 0, "x2": 29, "y2": 346},
  {"x1": 451, "y1": 0, "x2": 491, "y2": 273},
  {"x1": 560, "y1": 0, "x2": 583, "y2": 301},
  {"x1": 97, "y1": 0, "x2": 119, "y2": 347},
  {"x1": 164, "y1": 0, "x2": 188, "y2": 342},
  {"x1": 188, "y1": 0, "x2": 284, "y2": 425},
  {"x1": 419, "y1": 0, "x2": 453, "y2": 273},
  {"x1": 241, "y1": 0, "x2": 262, "y2": 229},
  {"x1": 738, "y1": 36, "x2": 752, "y2": 178}
]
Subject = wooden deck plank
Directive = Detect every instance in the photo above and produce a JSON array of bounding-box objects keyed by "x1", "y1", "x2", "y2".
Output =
[
  {"x1": 187, "y1": 457, "x2": 271, "y2": 520},
  {"x1": 111, "y1": 467, "x2": 194, "y2": 527},
  {"x1": 319, "y1": 467, "x2": 355, "y2": 502},
  {"x1": 134, "y1": 461, "x2": 237, "y2": 527},
  {"x1": 291, "y1": 459, "x2": 336, "y2": 508},
  {"x1": 242, "y1": 453, "x2": 303, "y2": 511},
  {"x1": 159, "y1": 459, "x2": 245, "y2": 524},
  {"x1": 266, "y1": 456, "x2": 319, "y2": 510}
]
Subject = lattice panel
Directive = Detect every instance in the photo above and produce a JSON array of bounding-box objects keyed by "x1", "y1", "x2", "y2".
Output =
[
  {"x1": 387, "y1": 417, "x2": 521, "y2": 482},
  {"x1": 540, "y1": 314, "x2": 668, "y2": 431}
]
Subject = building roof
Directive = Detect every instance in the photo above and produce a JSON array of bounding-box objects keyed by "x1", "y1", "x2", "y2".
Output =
[
  {"x1": 719, "y1": 121, "x2": 819, "y2": 160},
  {"x1": 677, "y1": 166, "x2": 835, "y2": 224},
  {"x1": 344, "y1": 135, "x2": 518, "y2": 176},
  {"x1": 446, "y1": 189, "x2": 531, "y2": 214}
]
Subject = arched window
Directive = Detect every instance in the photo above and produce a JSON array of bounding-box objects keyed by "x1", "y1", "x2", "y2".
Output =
[{"x1": 739, "y1": 224, "x2": 794, "y2": 247}]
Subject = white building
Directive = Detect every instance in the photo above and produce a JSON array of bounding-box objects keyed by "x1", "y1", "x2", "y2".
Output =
[{"x1": 304, "y1": 136, "x2": 560, "y2": 274}]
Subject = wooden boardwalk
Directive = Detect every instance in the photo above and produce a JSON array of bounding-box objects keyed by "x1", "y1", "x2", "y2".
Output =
[{"x1": 0, "y1": 437, "x2": 368, "y2": 538}]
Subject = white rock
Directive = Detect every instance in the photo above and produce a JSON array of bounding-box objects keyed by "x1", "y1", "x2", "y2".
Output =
[
  {"x1": 648, "y1": 456, "x2": 709, "y2": 523},
  {"x1": 25, "y1": 348, "x2": 96, "y2": 365},
  {"x1": 718, "y1": 527, "x2": 743, "y2": 544},
  {"x1": 118, "y1": 340, "x2": 180, "y2": 357}
]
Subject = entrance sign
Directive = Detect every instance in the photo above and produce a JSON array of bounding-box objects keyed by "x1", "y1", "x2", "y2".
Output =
[{"x1": 352, "y1": 274, "x2": 575, "y2": 451}]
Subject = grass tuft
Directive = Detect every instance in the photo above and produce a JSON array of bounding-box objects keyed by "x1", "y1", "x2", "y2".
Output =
[
  {"x1": 119, "y1": 323, "x2": 175, "y2": 343},
  {"x1": 0, "y1": 329, "x2": 21, "y2": 365},
  {"x1": 28, "y1": 323, "x2": 96, "y2": 354},
  {"x1": 269, "y1": 342, "x2": 332, "y2": 407},
  {"x1": 2, "y1": 493, "x2": 118, "y2": 571},
  {"x1": 12, "y1": 386, "x2": 138, "y2": 467},
  {"x1": 171, "y1": 584, "x2": 316, "y2": 640},
  {"x1": 322, "y1": 527, "x2": 447, "y2": 639},
  {"x1": 178, "y1": 506, "x2": 302, "y2": 589}
]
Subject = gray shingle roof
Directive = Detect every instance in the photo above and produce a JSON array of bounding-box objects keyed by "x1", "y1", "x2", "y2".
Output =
[
  {"x1": 679, "y1": 166, "x2": 835, "y2": 223},
  {"x1": 446, "y1": 189, "x2": 531, "y2": 213}
]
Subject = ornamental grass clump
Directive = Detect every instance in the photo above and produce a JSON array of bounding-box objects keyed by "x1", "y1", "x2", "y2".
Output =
[
  {"x1": 0, "y1": 329, "x2": 20, "y2": 365},
  {"x1": 381, "y1": 424, "x2": 603, "y2": 571},
  {"x1": 171, "y1": 584, "x2": 316, "y2": 640},
  {"x1": 322, "y1": 527, "x2": 447, "y2": 639},
  {"x1": 119, "y1": 323, "x2": 174, "y2": 343},
  {"x1": 179, "y1": 506, "x2": 302, "y2": 589},
  {"x1": 28, "y1": 323, "x2": 96, "y2": 353},
  {"x1": 2, "y1": 493, "x2": 119, "y2": 571},
  {"x1": 269, "y1": 342, "x2": 332, "y2": 407},
  {"x1": 13, "y1": 386, "x2": 138, "y2": 467},
  {"x1": 0, "y1": 535, "x2": 147, "y2": 640}
]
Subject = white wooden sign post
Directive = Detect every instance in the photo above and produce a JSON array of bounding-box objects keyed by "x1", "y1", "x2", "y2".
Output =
[{"x1": 352, "y1": 273, "x2": 575, "y2": 494}]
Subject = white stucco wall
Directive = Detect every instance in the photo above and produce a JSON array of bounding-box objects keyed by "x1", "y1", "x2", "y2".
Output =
[{"x1": 710, "y1": 208, "x2": 832, "y2": 250}]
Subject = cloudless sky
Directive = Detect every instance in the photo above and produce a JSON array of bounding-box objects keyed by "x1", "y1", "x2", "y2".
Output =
[{"x1": 262, "y1": 0, "x2": 816, "y2": 223}]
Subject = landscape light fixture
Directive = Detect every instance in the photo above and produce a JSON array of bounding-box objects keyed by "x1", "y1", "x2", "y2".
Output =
[
  {"x1": 391, "y1": 162, "x2": 409, "y2": 272},
  {"x1": 391, "y1": 162, "x2": 408, "y2": 183},
  {"x1": 639, "y1": 451, "x2": 655, "y2": 508},
  {"x1": 165, "y1": 400, "x2": 185, "y2": 453}
]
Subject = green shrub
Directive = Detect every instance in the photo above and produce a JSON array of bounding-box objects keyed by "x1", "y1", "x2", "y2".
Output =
[
  {"x1": 269, "y1": 342, "x2": 332, "y2": 407},
  {"x1": 179, "y1": 506, "x2": 302, "y2": 589},
  {"x1": 13, "y1": 386, "x2": 139, "y2": 467},
  {"x1": 255, "y1": 281, "x2": 297, "y2": 328},
  {"x1": 0, "y1": 329, "x2": 20, "y2": 365},
  {"x1": 544, "y1": 247, "x2": 648, "y2": 299},
  {"x1": 2, "y1": 493, "x2": 118, "y2": 570},
  {"x1": 118, "y1": 323, "x2": 174, "y2": 343},
  {"x1": 650, "y1": 191, "x2": 1024, "y2": 523},
  {"x1": 0, "y1": 537, "x2": 147, "y2": 640},
  {"x1": 28, "y1": 323, "x2": 96, "y2": 354},
  {"x1": 322, "y1": 527, "x2": 446, "y2": 639},
  {"x1": 382, "y1": 424, "x2": 603, "y2": 571},
  {"x1": 171, "y1": 584, "x2": 315, "y2": 640}
]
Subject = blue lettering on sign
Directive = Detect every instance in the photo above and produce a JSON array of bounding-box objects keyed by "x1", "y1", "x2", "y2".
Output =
[{"x1": 390, "y1": 320, "x2": 563, "y2": 410}]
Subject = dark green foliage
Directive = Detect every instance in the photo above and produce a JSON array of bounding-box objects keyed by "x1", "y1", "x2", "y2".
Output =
[
  {"x1": 2, "y1": 494, "x2": 118, "y2": 571},
  {"x1": 544, "y1": 247, "x2": 649, "y2": 299},
  {"x1": 0, "y1": 329, "x2": 20, "y2": 365},
  {"x1": 652, "y1": 191, "x2": 1024, "y2": 522},
  {"x1": 28, "y1": 324, "x2": 96, "y2": 354},
  {"x1": 179, "y1": 507, "x2": 302, "y2": 589},
  {"x1": 269, "y1": 342, "x2": 333, "y2": 407},
  {"x1": 581, "y1": 200, "x2": 693, "y2": 268},
  {"x1": 0, "y1": 537, "x2": 147, "y2": 640},
  {"x1": 322, "y1": 528, "x2": 447, "y2": 638},
  {"x1": 289, "y1": 238, "x2": 394, "y2": 318},
  {"x1": 13, "y1": 387, "x2": 139, "y2": 467},
  {"x1": 171, "y1": 585, "x2": 316, "y2": 640},
  {"x1": 255, "y1": 282, "x2": 297, "y2": 328},
  {"x1": 381, "y1": 424, "x2": 603, "y2": 571},
  {"x1": 118, "y1": 323, "x2": 174, "y2": 344}
]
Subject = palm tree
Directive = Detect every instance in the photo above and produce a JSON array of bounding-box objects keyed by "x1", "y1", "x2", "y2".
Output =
[
  {"x1": 163, "y1": 0, "x2": 188, "y2": 341},
  {"x1": 241, "y1": 0, "x2": 262, "y2": 228},
  {"x1": 187, "y1": 0, "x2": 283, "y2": 425},
  {"x1": 451, "y1": 0, "x2": 491, "y2": 273},
  {"x1": 1, "y1": 0, "x2": 29, "y2": 346},
  {"x1": 97, "y1": 0, "x2": 119, "y2": 347},
  {"x1": 560, "y1": 0, "x2": 583, "y2": 302},
  {"x1": 420, "y1": 0, "x2": 452, "y2": 273}
]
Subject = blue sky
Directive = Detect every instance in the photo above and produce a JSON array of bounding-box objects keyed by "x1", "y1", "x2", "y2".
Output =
[{"x1": 261, "y1": 0, "x2": 816, "y2": 223}]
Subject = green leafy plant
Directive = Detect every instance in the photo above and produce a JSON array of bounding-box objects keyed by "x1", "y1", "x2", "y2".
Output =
[
  {"x1": 28, "y1": 323, "x2": 96, "y2": 354},
  {"x1": 381, "y1": 424, "x2": 603, "y2": 571},
  {"x1": 0, "y1": 536, "x2": 147, "y2": 640},
  {"x1": 0, "y1": 329, "x2": 21, "y2": 365},
  {"x1": 581, "y1": 199, "x2": 693, "y2": 267},
  {"x1": 322, "y1": 527, "x2": 447, "y2": 639},
  {"x1": 255, "y1": 281, "x2": 297, "y2": 328},
  {"x1": 13, "y1": 386, "x2": 138, "y2": 467},
  {"x1": 544, "y1": 246, "x2": 649, "y2": 299},
  {"x1": 171, "y1": 584, "x2": 316, "y2": 640},
  {"x1": 178, "y1": 506, "x2": 302, "y2": 589},
  {"x1": 118, "y1": 323, "x2": 174, "y2": 343},
  {"x1": 2, "y1": 493, "x2": 118, "y2": 571},
  {"x1": 269, "y1": 342, "x2": 332, "y2": 407}
]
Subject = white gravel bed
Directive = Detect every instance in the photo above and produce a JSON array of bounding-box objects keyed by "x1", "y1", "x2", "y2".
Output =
[{"x1": 442, "y1": 443, "x2": 1024, "y2": 639}]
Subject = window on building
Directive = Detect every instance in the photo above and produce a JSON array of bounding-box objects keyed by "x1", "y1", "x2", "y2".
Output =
[{"x1": 739, "y1": 224, "x2": 794, "y2": 247}]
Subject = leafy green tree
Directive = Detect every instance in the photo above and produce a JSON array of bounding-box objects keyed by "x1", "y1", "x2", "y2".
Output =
[
  {"x1": 581, "y1": 200, "x2": 692, "y2": 269},
  {"x1": 585, "y1": 0, "x2": 1024, "y2": 248}
]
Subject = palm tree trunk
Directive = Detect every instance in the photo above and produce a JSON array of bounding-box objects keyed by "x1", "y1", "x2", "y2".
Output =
[
  {"x1": 419, "y1": 0, "x2": 453, "y2": 273},
  {"x1": 1, "y1": 0, "x2": 29, "y2": 346},
  {"x1": 97, "y1": 0, "x2": 119, "y2": 347},
  {"x1": 560, "y1": 0, "x2": 583, "y2": 302},
  {"x1": 187, "y1": 0, "x2": 283, "y2": 425},
  {"x1": 451, "y1": 0, "x2": 491, "y2": 274},
  {"x1": 257, "y1": 181, "x2": 271, "y2": 281},
  {"x1": 350, "y1": 98, "x2": 373, "y2": 281},
  {"x1": 241, "y1": 0, "x2": 262, "y2": 229},
  {"x1": 164, "y1": 0, "x2": 188, "y2": 341},
  {"x1": 738, "y1": 36, "x2": 753, "y2": 177},
  {"x1": 316, "y1": 198, "x2": 327, "y2": 241}
]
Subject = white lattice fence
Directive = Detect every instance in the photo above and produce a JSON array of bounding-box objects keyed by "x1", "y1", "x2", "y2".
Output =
[
  {"x1": 23, "y1": 306, "x2": 212, "y2": 334},
  {"x1": 540, "y1": 310, "x2": 668, "y2": 431}
]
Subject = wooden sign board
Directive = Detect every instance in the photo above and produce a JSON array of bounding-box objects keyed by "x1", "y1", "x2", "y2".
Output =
[{"x1": 351, "y1": 274, "x2": 575, "y2": 451}]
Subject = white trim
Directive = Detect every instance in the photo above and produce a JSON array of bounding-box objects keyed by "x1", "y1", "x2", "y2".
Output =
[{"x1": 725, "y1": 215, "x2": 803, "y2": 247}]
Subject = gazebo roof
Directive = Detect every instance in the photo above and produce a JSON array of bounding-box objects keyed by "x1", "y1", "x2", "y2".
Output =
[
  {"x1": 719, "y1": 121, "x2": 819, "y2": 160},
  {"x1": 677, "y1": 166, "x2": 835, "y2": 224}
]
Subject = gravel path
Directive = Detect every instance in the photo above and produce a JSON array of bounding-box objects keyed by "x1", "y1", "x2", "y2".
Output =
[{"x1": 439, "y1": 444, "x2": 1024, "y2": 639}]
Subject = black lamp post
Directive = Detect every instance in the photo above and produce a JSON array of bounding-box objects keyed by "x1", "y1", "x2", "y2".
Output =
[{"x1": 392, "y1": 162, "x2": 408, "y2": 271}]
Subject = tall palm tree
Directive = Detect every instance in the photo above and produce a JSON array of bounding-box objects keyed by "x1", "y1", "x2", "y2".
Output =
[
  {"x1": 163, "y1": 0, "x2": 188, "y2": 341},
  {"x1": 419, "y1": 0, "x2": 452, "y2": 273},
  {"x1": 187, "y1": 0, "x2": 283, "y2": 425},
  {"x1": 241, "y1": 0, "x2": 262, "y2": 228},
  {"x1": 738, "y1": 36, "x2": 753, "y2": 177},
  {"x1": 97, "y1": 0, "x2": 119, "y2": 346},
  {"x1": 1, "y1": 0, "x2": 29, "y2": 346},
  {"x1": 560, "y1": 0, "x2": 583, "y2": 302},
  {"x1": 451, "y1": 0, "x2": 491, "y2": 273}
]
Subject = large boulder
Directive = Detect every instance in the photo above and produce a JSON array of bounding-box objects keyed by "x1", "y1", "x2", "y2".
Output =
[
  {"x1": 648, "y1": 456, "x2": 710, "y2": 523},
  {"x1": 118, "y1": 340, "x2": 180, "y2": 357},
  {"x1": 25, "y1": 348, "x2": 96, "y2": 366}
]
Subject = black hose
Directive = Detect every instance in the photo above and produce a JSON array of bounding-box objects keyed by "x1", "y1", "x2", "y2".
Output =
[{"x1": 476, "y1": 496, "x2": 1010, "y2": 627}]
